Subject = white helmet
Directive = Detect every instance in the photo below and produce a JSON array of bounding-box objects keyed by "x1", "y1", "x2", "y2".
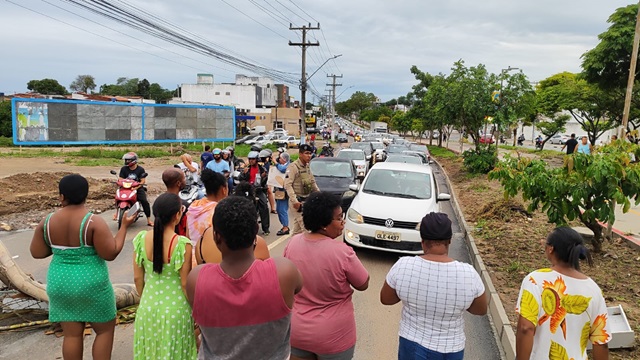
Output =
[{"x1": 247, "y1": 151, "x2": 260, "y2": 159}]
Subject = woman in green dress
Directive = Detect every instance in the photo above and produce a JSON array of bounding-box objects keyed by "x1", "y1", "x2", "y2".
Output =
[
  {"x1": 30, "y1": 174, "x2": 135, "y2": 360},
  {"x1": 132, "y1": 193, "x2": 197, "y2": 359}
]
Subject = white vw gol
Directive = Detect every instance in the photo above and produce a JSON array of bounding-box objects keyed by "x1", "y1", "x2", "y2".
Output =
[{"x1": 343, "y1": 162, "x2": 451, "y2": 254}]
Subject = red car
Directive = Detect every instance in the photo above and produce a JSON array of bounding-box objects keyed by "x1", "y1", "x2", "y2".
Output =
[{"x1": 479, "y1": 134, "x2": 495, "y2": 144}]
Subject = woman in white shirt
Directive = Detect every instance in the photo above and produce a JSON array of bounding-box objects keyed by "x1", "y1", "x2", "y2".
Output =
[{"x1": 380, "y1": 212, "x2": 487, "y2": 360}]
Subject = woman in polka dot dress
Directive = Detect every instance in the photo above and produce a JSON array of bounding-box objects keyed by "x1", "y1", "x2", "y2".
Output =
[
  {"x1": 132, "y1": 193, "x2": 197, "y2": 359},
  {"x1": 30, "y1": 174, "x2": 136, "y2": 360}
]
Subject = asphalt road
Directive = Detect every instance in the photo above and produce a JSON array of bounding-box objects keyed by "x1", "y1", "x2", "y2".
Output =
[{"x1": 0, "y1": 158, "x2": 502, "y2": 360}]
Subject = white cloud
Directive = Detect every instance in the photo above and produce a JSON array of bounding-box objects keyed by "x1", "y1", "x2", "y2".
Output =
[{"x1": 0, "y1": 0, "x2": 633, "y2": 101}]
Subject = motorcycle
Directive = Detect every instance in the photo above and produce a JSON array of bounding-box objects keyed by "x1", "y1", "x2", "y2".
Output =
[
  {"x1": 517, "y1": 136, "x2": 525, "y2": 146},
  {"x1": 319, "y1": 144, "x2": 334, "y2": 157},
  {"x1": 535, "y1": 139, "x2": 543, "y2": 150},
  {"x1": 110, "y1": 170, "x2": 147, "y2": 229},
  {"x1": 174, "y1": 165, "x2": 200, "y2": 205}
]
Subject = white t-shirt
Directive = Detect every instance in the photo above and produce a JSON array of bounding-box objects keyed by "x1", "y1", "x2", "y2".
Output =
[
  {"x1": 386, "y1": 256, "x2": 484, "y2": 353},
  {"x1": 178, "y1": 161, "x2": 200, "y2": 184}
]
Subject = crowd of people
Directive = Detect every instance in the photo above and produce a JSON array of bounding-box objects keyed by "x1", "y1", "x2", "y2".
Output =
[{"x1": 28, "y1": 145, "x2": 611, "y2": 359}]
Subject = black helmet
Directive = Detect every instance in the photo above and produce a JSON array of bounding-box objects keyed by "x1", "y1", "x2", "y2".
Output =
[
  {"x1": 123, "y1": 152, "x2": 138, "y2": 166},
  {"x1": 250, "y1": 144, "x2": 263, "y2": 152}
]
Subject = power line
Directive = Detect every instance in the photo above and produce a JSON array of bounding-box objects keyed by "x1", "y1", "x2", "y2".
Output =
[{"x1": 287, "y1": 0, "x2": 319, "y2": 23}]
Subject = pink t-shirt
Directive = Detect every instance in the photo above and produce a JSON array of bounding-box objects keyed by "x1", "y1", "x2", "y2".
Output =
[{"x1": 283, "y1": 233, "x2": 369, "y2": 354}]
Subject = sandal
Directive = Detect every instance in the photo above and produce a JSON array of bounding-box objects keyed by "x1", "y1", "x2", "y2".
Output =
[
  {"x1": 270, "y1": 210, "x2": 278, "y2": 214},
  {"x1": 276, "y1": 228, "x2": 290, "y2": 236}
]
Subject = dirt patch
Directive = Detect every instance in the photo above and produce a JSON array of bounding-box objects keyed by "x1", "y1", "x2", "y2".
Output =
[
  {"x1": 0, "y1": 172, "x2": 163, "y2": 232},
  {"x1": 438, "y1": 156, "x2": 640, "y2": 359}
]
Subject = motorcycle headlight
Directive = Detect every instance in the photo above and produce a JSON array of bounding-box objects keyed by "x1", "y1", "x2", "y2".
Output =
[{"x1": 347, "y1": 208, "x2": 364, "y2": 224}]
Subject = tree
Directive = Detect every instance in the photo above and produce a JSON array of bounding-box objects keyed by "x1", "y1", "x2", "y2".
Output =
[
  {"x1": 496, "y1": 71, "x2": 536, "y2": 148},
  {"x1": 535, "y1": 114, "x2": 570, "y2": 150},
  {"x1": 335, "y1": 91, "x2": 377, "y2": 118},
  {"x1": 137, "y1": 79, "x2": 151, "y2": 99},
  {"x1": 0, "y1": 101, "x2": 12, "y2": 138},
  {"x1": 489, "y1": 142, "x2": 640, "y2": 252},
  {"x1": 390, "y1": 111, "x2": 413, "y2": 136},
  {"x1": 27, "y1": 79, "x2": 67, "y2": 95},
  {"x1": 69, "y1": 75, "x2": 96, "y2": 93},
  {"x1": 149, "y1": 83, "x2": 175, "y2": 103}
]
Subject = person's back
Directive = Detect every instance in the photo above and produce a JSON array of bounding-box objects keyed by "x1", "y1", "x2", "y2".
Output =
[
  {"x1": 192, "y1": 259, "x2": 290, "y2": 359},
  {"x1": 388, "y1": 256, "x2": 483, "y2": 353},
  {"x1": 565, "y1": 137, "x2": 578, "y2": 154}
]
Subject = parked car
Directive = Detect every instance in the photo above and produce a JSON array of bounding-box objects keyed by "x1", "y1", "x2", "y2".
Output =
[
  {"x1": 343, "y1": 162, "x2": 451, "y2": 254},
  {"x1": 549, "y1": 134, "x2": 570, "y2": 145},
  {"x1": 269, "y1": 128, "x2": 288, "y2": 138},
  {"x1": 336, "y1": 133, "x2": 349, "y2": 143},
  {"x1": 310, "y1": 157, "x2": 358, "y2": 212},
  {"x1": 336, "y1": 149, "x2": 369, "y2": 179},
  {"x1": 245, "y1": 135, "x2": 267, "y2": 146},
  {"x1": 235, "y1": 134, "x2": 257, "y2": 145},
  {"x1": 479, "y1": 134, "x2": 495, "y2": 144},
  {"x1": 274, "y1": 135, "x2": 300, "y2": 148}
]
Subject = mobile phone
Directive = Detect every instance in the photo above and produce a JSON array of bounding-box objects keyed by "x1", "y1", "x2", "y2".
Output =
[{"x1": 127, "y1": 203, "x2": 140, "y2": 217}]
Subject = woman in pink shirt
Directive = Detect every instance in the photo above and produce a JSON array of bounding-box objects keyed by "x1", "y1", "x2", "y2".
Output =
[{"x1": 284, "y1": 191, "x2": 370, "y2": 360}]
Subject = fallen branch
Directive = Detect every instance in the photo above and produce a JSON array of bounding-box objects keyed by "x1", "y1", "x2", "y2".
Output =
[{"x1": 0, "y1": 240, "x2": 47, "y2": 302}]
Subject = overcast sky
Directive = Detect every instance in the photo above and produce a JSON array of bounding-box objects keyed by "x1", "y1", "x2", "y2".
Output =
[{"x1": 0, "y1": 0, "x2": 634, "y2": 102}]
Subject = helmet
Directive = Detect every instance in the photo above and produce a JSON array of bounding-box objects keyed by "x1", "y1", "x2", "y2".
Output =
[
  {"x1": 247, "y1": 151, "x2": 260, "y2": 159},
  {"x1": 322, "y1": 143, "x2": 329, "y2": 148},
  {"x1": 226, "y1": 146, "x2": 234, "y2": 153},
  {"x1": 123, "y1": 152, "x2": 138, "y2": 166},
  {"x1": 259, "y1": 149, "x2": 272, "y2": 159},
  {"x1": 250, "y1": 144, "x2": 262, "y2": 152},
  {"x1": 213, "y1": 148, "x2": 222, "y2": 155},
  {"x1": 277, "y1": 147, "x2": 287, "y2": 154}
]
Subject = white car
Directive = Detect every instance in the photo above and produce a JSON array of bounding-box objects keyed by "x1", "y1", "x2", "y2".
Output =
[
  {"x1": 269, "y1": 128, "x2": 288, "y2": 138},
  {"x1": 548, "y1": 134, "x2": 570, "y2": 145},
  {"x1": 336, "y1": 148, "x2": 369, "y2": 179},
  {"x1": 344, "y1": 162, "x2": 451, "y2": 254}
]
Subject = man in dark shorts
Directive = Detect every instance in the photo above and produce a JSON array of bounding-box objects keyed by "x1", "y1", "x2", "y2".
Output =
[{"x1": 562, "y1": 133, "x2": 579, "y2": 154}]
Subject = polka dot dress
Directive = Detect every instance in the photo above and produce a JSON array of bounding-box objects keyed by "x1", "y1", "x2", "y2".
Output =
[
  {"x1": 45, "y1": 212, "x2": 117, "y2": 323},
  {"x1": 132, "y1": 231, "x2": 197, "y2": 360}
]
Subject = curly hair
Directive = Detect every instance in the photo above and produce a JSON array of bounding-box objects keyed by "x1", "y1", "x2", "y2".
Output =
[
  {"x1": 233, "y1": 181, "x2": 255, "y2": 200},
  {"x1": 213, "y1": 196, "x2": 258, "y2": 251},
  {"x1": 302, "y1": 191, "x2": 342, "y2": 232},
  {"x1": 201, "y1": 168, "x2": 227, "y2": 195}
]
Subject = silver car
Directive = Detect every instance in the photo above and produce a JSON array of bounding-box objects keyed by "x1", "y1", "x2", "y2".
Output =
[{"x1": 336, "y1": 149, "x2": 369, "y2": 179}]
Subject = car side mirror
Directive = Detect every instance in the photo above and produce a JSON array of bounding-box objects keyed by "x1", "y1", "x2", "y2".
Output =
[
  {"x1": 348, "y1": 183, "x2": 359, "y2": 192},
  {"x1": 436, "y1": 193, "x2": 451, "y2": 202}
]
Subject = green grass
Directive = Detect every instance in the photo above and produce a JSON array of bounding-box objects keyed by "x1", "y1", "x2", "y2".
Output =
[
  {"x1": 66, "y1": 158, "x2": 122, "y2": 166},
  {"x1": 428, "y1": 146, "x2": 457, "y2": 159},
  {"x1": 0, "y1": 137, "x2": 13, "y2": 147}
]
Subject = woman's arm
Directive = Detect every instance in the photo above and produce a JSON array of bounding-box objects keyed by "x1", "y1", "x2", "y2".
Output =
[
  {"x1": 467, "y1": 291, "x2": 488, "y2": 315},
  {"x1": 254, "y1": 236, "x2": 270, "y2": 260},
  {"x1": 591, "y1": 343, "x2": 609, "y2": 360},
  {"x1": 180, "y1": 244, "x2": 193, "y2": 299},
  {"x1": 380, "y1": 281, "x2": 400, "y2": 305},
  {"x1": 30, "y1": 218, "x2": 52, "y2": 259},
  {"x1": 515, "y1": 315, "x2": 536, "y2": 360},
  {"x1": 92, "y1": 214, "x2": 135, "y2": 261},
  {"x1": 133, "y1": 254, "x2": 145, "y2": 296}
]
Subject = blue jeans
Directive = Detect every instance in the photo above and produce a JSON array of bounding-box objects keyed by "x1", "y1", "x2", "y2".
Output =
[
  {"x1": 276, "y1": 198, "x2": 289, "y2": 227},
  {"x1": 398, "y1": 337, "x2": 464, "y2": 360}
]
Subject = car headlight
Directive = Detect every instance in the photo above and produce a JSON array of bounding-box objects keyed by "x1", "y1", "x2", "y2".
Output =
[{"x1": 347, "y1": 208, "x2": 364, "y2": 224}]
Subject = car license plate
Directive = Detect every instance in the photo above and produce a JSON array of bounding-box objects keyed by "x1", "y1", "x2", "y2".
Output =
[{"x1": 375, "y1": 231, "x2": 401, "y2": 242}]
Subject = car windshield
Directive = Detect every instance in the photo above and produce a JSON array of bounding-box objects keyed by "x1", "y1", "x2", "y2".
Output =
[
  {"x1": 370, "y1": 142, "x2": 384, "y2": 150},
  {"x1": 337, "y1": 134, "x2": 347, "y2": 139},
  {"x1": 362, "y1": 169, "x2": 432, "y2": 199},
  {"x1": 310, "y1": 161, "x2": 353, "y2": 178},
  {"x1": 350, "y1": 143, "x2": 371, "y2": 154},
  {"x1": 337, "y1": 150, "x2": 365, "y2": 161},
  {"x1": 409, "y1": 144, "x2": 428, "y2": 153},
  {"x1": 387, "y1": 145, "x2": 406, "y2": 153},
  {"x1": 386, "y1": 155, "x2": 423, "y2": 165}
]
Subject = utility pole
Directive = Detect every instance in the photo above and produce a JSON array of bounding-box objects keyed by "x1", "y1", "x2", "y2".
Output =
[
  {"x1": 621, "y1": 1, "x2": 640, "y2": 139},
  {"x1": 289, "y1": 23, "x2": 320, "y2": 143},
  {"x1": 327, "y1": 74, "x2": 342, "y2": 140}
]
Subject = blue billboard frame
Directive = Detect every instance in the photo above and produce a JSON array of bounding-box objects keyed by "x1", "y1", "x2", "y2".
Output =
[{"x1": 12, "y1": 98, "x2": 236, "y2": 146}]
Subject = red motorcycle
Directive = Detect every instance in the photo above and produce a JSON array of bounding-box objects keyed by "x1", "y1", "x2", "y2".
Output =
[{"x1": 110, "y1": 170, "x2": 147, "y2": 229}]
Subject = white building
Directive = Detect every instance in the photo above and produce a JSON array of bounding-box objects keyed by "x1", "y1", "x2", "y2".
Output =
[
  {"x1": 177, "y1": 74, "x2": 277, "y2": 111},
  {"x1": 519, "y1": 111, "x2": 617, "y2": 144}
]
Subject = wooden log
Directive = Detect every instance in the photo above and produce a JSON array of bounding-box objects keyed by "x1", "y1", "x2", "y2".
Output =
[{"x1": 0, "y1": 240, "x2": 48, "y2": 302}]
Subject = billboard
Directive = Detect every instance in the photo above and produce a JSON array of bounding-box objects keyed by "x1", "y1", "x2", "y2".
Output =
[{"x1": 12, "y1": 98, "x2": 235, "y2": 145}]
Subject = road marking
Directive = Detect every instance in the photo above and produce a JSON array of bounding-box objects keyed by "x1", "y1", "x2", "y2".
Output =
[
  {"x1": 628, "y1": 208, "x2": 640, "y2": 217},
  {"x1": 268, "y1": 234, "x2": 291, "y2": 250}
]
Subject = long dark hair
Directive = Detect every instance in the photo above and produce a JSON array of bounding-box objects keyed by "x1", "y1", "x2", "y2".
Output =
[
  {"x1": 546, "y1": 227, "x2": 593, "y2": 271},
  {"x1": 151, "y1": 193, "x2": 182, "y2": 274}
]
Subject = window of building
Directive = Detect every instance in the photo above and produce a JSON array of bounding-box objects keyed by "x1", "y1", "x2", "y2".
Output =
[
  {"x1": 225, "y1": 92, "x2": 231, "y2": 96},
  {"x1": 215, "y1": 92, "x2": 220, "y2": 95}
]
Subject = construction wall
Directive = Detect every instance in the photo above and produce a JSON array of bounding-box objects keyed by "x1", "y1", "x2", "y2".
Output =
[{"x1": 12, "y1": 98, "x2": 235, "y2": 145}]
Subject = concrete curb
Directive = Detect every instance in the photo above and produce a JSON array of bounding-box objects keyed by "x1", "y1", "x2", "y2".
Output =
[{"x1": 433, "y1": 159, "x2": 515, "y2": 360}]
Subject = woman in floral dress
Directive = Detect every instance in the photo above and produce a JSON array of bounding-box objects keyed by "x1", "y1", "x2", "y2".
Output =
[
  {"x1": 132, "y1": 193, "x2": 196, "y2": 359},
  {"x1": 515, "y1": 227, "x2": 611, "y2": 360}
]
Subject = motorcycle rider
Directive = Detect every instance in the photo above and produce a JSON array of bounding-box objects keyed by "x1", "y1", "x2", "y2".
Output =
[
  {"x1": 239, "y1": 151, "x2": 270, "y2": 236},
  {"x1": 118, "y1": 152, "x2": 153, "y2": 226},
  {"x1": 178, "y1": 153, "x2": 204, "y2": 200},
  {"x1": 517, "y1": 134, "x2": 525, "y2": 146},
  {"x1": 319, "y1": 143, "x2": 333, "y2": 157},
  {"x1": 205, "y1": 148, "x2": 230, "y2": 177}
]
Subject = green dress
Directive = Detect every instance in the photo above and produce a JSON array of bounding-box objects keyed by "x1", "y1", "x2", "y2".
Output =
[
  {"x1": 44, "y1": 212, "x2": 116, "y2": 323},
  {"x1": 132, "y1": 231, "x2": 197, "y2": 360}
]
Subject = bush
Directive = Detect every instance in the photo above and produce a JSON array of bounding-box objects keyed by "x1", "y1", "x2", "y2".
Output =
[{"x1": 463, "y1": 146, "x2": 498, "y2": 174}]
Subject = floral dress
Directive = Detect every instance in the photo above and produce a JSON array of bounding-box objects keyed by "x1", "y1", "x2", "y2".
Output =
[
  {"x1": 516, "y1": 268, "x2": 611, "y2": 360},
  {"x1": 132, "y1": 231, "x2": 197, "y2": 360}
]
